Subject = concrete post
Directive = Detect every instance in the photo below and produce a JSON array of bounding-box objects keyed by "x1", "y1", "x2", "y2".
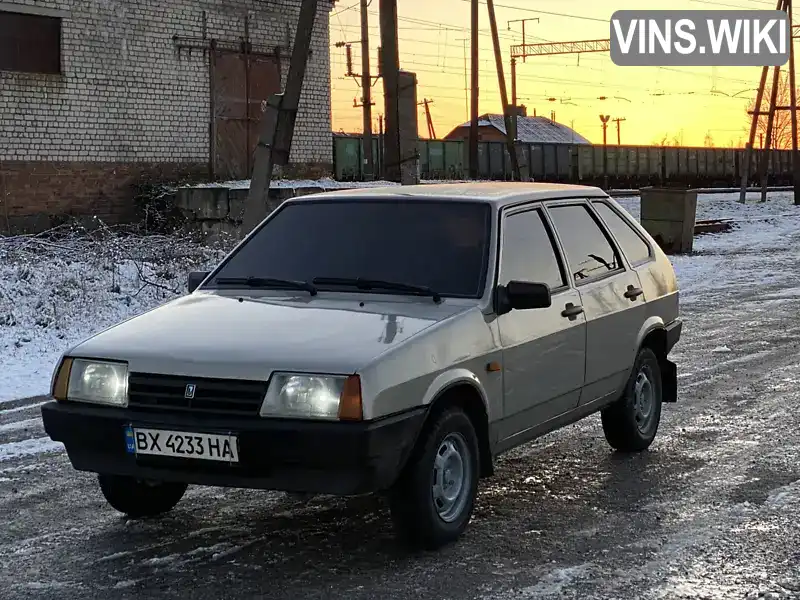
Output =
[
  {"x1": 639, "y1": 187, "x2": 698, "y2": 254},
  {"x1": 398, "y1": 70, "x2": 420, "y2": 185}
]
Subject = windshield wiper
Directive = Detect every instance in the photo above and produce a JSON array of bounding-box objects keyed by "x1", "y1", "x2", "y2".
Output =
[
  {"x1": 313, "y1": 277, "x2": 442, "y2": 303},
  {"x1": 215, "y1": 276, "x2": 317, "y2": 296}
]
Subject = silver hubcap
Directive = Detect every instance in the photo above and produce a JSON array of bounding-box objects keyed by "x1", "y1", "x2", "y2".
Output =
[
  {"x1": 431, "y1": 432, "x2": 472, "y2": 523},
  {"x1": 633, "y1": 366, "x2": 655, "y2": 431}
]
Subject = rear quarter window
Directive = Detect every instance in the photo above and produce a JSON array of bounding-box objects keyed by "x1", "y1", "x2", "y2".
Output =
[{"x1": 591, "y1": 201, "x2": 652, "y2": 265}]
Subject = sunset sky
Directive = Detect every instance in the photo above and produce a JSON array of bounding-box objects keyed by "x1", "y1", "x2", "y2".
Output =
[{"x1": 328, "y1": 0, "x2": 782, "y2": 147}]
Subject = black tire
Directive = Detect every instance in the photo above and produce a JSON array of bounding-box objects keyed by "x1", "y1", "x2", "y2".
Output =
[
  {"x1": 98, "y1": 474, "x2": 187, "y2": 518},
  {"x1": 601, "y1": 346, "x2": 663, "y2": 452},
  {"x1": 388, "y1": 408, "x2": 480, "y2": 550}
]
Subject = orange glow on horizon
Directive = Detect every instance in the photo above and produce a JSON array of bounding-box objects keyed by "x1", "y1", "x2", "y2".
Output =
[{"x1": 328, "y1": 0, "x2": 780, "y2": 148}]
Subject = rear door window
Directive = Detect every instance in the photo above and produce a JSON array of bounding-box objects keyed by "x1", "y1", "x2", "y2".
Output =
[
  {"x1": 591, "y1": 201, "x2": 652, "y2": 265},
  {"x1": 546, "y1": 203, "x2": 624, "y2": 284}
]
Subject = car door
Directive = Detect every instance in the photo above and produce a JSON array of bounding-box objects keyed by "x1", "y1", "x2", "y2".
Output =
[
  {"x1": 545, "y1": 200, "x2": 645, "y2": 406},
  {"x1": 495, "y1": 205, "x2": 587, "y2": 444}
]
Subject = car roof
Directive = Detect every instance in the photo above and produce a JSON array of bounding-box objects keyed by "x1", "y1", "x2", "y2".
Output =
[{"x1": 289, "y1": 182, "x2": 609, "y2": 208}]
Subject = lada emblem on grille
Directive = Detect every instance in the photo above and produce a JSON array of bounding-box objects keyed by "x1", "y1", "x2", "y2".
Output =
[{"x1": 185, "y1": 384, "x2": 196, "y2": 399}]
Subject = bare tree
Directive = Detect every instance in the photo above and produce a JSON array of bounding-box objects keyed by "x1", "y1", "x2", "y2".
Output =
[
  {"x1": 652, "y1": 132, "x2": 684, "y2": 147},
  {"x1": 727, "y1": 135, "x2": 745, "y2": 148},
  {"x1": 652, "y1": 134, "x2": 669, "y2": 146},
  {"x1": 703, "y1": 131, "x2": 714, "y2": 147},
  {"x1": 747, "y1": 70, "x2": 796, "y2": 150}
]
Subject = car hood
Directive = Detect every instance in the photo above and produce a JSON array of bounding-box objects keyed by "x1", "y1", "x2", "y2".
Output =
[{"x1": 69, "y1": 291, "x2": 474, "y2": 380}]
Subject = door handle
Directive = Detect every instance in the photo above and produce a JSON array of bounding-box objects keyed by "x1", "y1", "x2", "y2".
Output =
[
  {"x1": 561, "y1": 303, "x2": 584, "y2": 319},
  {"x1": 624, "y1": 285, "x2": 644, "y2": 300}
]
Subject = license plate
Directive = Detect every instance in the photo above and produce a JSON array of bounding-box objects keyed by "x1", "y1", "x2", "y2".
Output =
[{"x1": 124, "y1": 426, "x2": 239, "y2": 463}]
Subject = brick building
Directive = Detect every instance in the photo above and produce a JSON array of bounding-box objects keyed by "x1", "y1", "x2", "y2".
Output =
[{"x1": 0, "y1": 0, "x2": 335, "y2": 232}]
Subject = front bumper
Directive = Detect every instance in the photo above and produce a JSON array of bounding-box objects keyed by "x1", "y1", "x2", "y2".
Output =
[{"x1": 41, "y1": 401, "x2": 426, "y2": 495}]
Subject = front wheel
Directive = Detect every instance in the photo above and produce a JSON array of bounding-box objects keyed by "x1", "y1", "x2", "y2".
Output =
[
  {"x1": 601, "y1": 346, "x2": 663, "y2": 452},
  {"x1": 388, "y1": 408, "x2": 480, "y2": 550},
  {"x1": 98, "y1": 474, "x2": 187, "y2": 518}
]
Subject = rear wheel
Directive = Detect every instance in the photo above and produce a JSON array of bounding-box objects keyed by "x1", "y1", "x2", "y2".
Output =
[
  {"x1": 388, "y1": 408, "x2": 479, "y2": 550},
  {"x1": 601, "y1": 346, "x2": 663, "y2": 452},
  {"x1": 98, "y1": 474, "x2": 187, "y2": 518}
]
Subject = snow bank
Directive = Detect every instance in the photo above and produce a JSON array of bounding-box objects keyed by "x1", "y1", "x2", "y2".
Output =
[
  {"x1": 189, "y1": 177, "x2": 401, "y2": 190},
  {"x1": 0, "y1": 437, "x2": 63, "y2": 462},
  {"x1": 2, "y1": 191, "x2": 800, "y2": 403},
  {"x1": 0, "y1": 223, "x2": 233, "y2": 403},
  {"x1": 186, "y1": 177, "x2": 476, "y2": 190}
]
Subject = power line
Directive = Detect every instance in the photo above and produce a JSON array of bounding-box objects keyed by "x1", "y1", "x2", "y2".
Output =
[
  {"x1": 691, "y1": 0, "x2": 778, "y2": 6},
  {"x1": 331, "y1": 1, "x2": 361, "y2": 16},
  {"x1": 451, "y1": 0, "x2": 608, "y2": 23},
  {"x1": 332, "y1": 22, "x2": 764, "y2": 87},
  {"x1": 690, "y1": 0, "x2": 778, "y2": 8},
  {"x1": 333, "y1": 8, "x2": 533, "y2": 43}
]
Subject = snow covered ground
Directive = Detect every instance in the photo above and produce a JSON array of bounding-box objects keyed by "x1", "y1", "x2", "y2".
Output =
[
  {"x1": 0, "y1": 225, "x2": 233, "y2": 403},
  {"x1": 189, "y1": 176, "x2": 403, "y2": 190},
  {"x1": 1, "y1": 190, "x2": 799, "y2": 404},
  {"x1": 3, "y1": 189, "x2": 800, "y2": 599}
]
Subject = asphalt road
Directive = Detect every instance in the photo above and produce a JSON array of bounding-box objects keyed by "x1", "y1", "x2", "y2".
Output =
[{"x1": 2, "y1": 263, "x2": 800, "y2": 599}]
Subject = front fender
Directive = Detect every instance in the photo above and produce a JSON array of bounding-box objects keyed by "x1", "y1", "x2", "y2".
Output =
[{"x1": 420, "y1": 368, "x2": 490, "y2": 412}]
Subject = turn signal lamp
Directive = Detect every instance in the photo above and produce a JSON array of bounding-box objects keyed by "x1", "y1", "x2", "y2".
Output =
[
  {"x1": 338, "y1": 375, "x2": 363, "y2": 421},
  {"x1": 52, "y1": 357, "x2": 73, "y2": 401}
]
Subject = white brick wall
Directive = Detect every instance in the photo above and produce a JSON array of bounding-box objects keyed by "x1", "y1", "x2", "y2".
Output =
[{"x1": 0, "y1": 0, "x2": 333, "y2": 166}]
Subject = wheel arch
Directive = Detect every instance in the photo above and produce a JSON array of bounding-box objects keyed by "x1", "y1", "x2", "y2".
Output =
[
  {"x1": 413, "y1": 370, "x2": 494, "y2": 478},
  {"x1": 636, "y1": 320, "x2": 677, "y2": 403}
]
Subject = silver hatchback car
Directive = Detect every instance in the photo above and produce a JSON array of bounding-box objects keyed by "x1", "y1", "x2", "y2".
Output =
[{"x1": 42, "y1": 182, "x2": 681, "y2": 550}]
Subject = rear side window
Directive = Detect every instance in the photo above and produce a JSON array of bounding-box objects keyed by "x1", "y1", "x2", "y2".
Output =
[
  {"x1": 499, "y1": 208, "x2": 565, "y2": 290},
  {"x1": 592, "y1": 201, "x2": 652, "y2": 265},
  {"x1": 546, "y1": 204, "x2": 622, "y2": 283}
]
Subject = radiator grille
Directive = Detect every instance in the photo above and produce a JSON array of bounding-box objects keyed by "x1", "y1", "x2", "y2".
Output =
[{"x1": 127, "y1": 372, "x2": 268, "y2": 417}]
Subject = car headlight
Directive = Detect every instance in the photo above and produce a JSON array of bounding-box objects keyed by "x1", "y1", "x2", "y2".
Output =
[
  {"x1": 54, "y1": 358, "x2": 129, "y2": 407},
  {"x1": 260, "y1": 373, "x2": 362, "y2": 420}
]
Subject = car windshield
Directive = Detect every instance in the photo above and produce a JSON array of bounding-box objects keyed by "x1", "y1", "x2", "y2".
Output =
[{"x1": 206, "y1": 199, "x2": 492, "y2": 299}]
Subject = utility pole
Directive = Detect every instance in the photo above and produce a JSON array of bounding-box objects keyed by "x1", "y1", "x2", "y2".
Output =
[
  {"x1": 511, "y1": 57, "x2": 518, "y2": 142},
  {"x1": 511, "y1": 58, "x2": 517, "y2": 106},
  {"x1": 418, "y1": 98, "x2": 436, "y2": 139},
  {"x1": 487, "y1": 0, "x2": 520, "y2": 180},
  {"x1": 380, "y1": 0, "x2": 401, "y2": 182},
  {"x1": 599, "y1": 114, "x2": 610, "y2": 145},
  {"x1": 457, "y1": 38, "x2": 469, "y2": 124},
  {"x1": 600, "y1": 114, "x2": 610, "y2": 190},
  {"x1": 740, "y1": 0, "x2": 789, "y2": 203},
  {"x1": 508, "y1": 17, "x2": 539, "y2": 62},
  {"x1": 759, "y1": 65, "x2": 781, "y2": 202},
  {"x1": 360, "y1": 0, "x2": 374, "y2": 180},
  {"x1": 789, "y1": 0, "x2": 800, "y2": 204},
  {"x1": 378, "y1": 114, "x2": 384, "y2": 177},
  {"x1": 612, "y1": 117, "x2": 626, "y2": 145},
  {"x1": 242, "y1": 0, "x2": 319, "y2": 233},
  {"x1": 469, "y1": 0, "x2": 479, "y2": 179}
]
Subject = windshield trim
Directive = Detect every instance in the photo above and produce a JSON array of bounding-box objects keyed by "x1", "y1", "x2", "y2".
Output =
[{"x1": 200, "y1": 197, "x2": 495, "y2": 300}]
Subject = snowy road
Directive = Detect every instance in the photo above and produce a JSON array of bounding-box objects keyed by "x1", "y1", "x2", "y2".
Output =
[{"x1": 2, "y1": 193, "x2": 800, "y2": 599}]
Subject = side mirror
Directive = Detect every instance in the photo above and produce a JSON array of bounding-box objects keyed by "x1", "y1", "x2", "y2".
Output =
[
  {"x1": 188, "y1": 271, "x2": 210, "y2": 293},
  {"x1": 499, "y1": 280, "x2": 552, "y2": 313}
]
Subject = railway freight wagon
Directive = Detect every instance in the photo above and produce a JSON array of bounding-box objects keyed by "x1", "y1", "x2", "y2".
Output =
[
  {"x1": 332, "y1": 134, "x2": 795, "y2": 187},
  {"x1": 574, "y1": 145, "x2": 794, "y2": 188}
]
